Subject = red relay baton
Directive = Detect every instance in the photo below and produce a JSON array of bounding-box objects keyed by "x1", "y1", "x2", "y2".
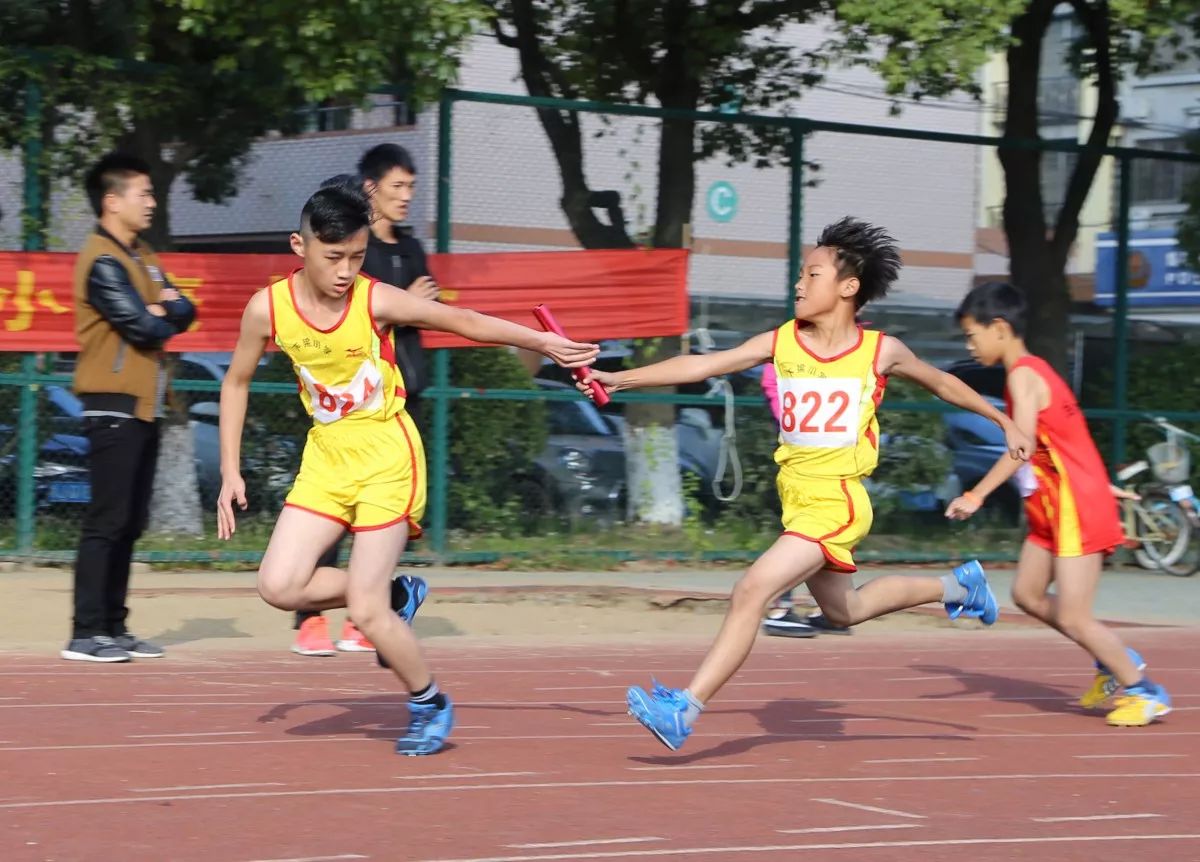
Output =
[{"x1": 532, "y1": 304, "x2": 611, "y2": 406}]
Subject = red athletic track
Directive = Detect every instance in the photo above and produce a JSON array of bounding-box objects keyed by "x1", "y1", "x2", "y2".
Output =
[{"x1": 2, "y1": 627, "x2": 1199, "y2": 862}]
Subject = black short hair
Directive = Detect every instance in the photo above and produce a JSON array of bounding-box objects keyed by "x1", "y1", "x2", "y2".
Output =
[
  {"x1": 85, "y1": 152, "x2": 151, "y2": 216},
  {"x1": 357, "y1": 143, "x2": 417, "y2": 183},
  {"x1": 815, "y1": 217, "x2": 902, "y2": 308},
  {"x1": 299, "y1": 184, "x2": 371, "y2": 243},
  {"x1": 955, "y1": 281, "x2": 1028, "y2": 337},
  {"x1": 319, "y1": 173, "x2": 363, "y2": 194}
]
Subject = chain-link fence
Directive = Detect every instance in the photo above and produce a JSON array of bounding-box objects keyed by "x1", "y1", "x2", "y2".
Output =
[{"x1": 3, "y1": 87, "x2": 1200, "y2": 564}]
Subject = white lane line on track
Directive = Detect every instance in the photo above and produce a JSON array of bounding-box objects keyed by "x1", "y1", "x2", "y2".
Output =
[
  {"x1": 862, "y1": 757, "x2": 979, "y2": 764},
  {"x1": 407, "y1": 834, "x2": 1200, "y2": 862},
  {"x1": 508, "y1": 839, "x2": 663, "y2": 850},
  {"x1": 1032, "y1": 814, "x2": 1163, "y2": 823},
  {"x1": 131, "y1": 782, "x2": 286, "y2": 792},
  {"x1": 777, "y1": 825, "x2": 920, "y2": 835},
  {"x1": 811, "y1": 798, "x2": 926, "y2": 820},
  {"x1": 0, "y1": 773, "x2": 1196, "y2": 810}
]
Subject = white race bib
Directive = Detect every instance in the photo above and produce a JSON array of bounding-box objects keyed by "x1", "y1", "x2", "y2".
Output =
[
  {"x1": 299, "y1": 360, "x2": 384, "y2": 424},
  {"x1": 778, "y1": 377, "x2": 863, "y2": 448}
]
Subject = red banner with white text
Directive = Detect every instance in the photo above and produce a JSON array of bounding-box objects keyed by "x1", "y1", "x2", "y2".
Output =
[{"x1": 0, "y1": 248, "x2": 689, "y2": 352}]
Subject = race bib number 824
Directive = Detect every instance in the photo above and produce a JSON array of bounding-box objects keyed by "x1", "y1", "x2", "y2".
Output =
[{"x1": 299, "y1": 360, "x2": 384, "y2": 424}]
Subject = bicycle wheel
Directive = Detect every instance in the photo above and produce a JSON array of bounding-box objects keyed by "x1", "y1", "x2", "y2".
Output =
[{"x1": 1135, "y1": 490, "x2": 1197, "y2": 576}]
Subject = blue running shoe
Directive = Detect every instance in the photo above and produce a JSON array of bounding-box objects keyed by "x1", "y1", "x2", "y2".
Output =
[
  {"x1": 395, "y1": 697, "x2": 454, "y2": 755},
  {"x1": 378, "y1": 575, "x2": 429, "y2": 669},
  {"x1": 627, "y1": 681, "x2": 692, "y2": 751},
  {"x1": 945, "y1": 560, "x2": 998, "y2": 626}
]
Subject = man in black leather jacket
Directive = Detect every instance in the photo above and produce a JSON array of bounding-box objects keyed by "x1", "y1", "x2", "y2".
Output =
[{"x1": 65, "y1": 152, "x2": 196, "y2": 663}]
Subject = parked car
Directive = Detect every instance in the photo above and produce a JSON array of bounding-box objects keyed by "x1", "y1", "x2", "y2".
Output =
[
  {"x1": 942, "y1": 359, "x2": 1023, "y2": 519},
  {"x1": 1, "y1": 352, "x2": 291, "y2": 513},
  {"x1": 518, "y1": 379, "x2": 628, "y2": 525},
  {"x1": 520, "y1": 379, "x2": 730, "y2": 523}
]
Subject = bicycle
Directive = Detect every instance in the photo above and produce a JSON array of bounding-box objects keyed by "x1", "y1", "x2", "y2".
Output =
[{"x1": 1115, "y1": 417, "x2": 1200, "y2": 577}]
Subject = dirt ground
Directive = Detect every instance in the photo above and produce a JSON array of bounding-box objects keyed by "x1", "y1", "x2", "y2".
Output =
[{"x1": 0, "y1": 565, "x2": 991, "y2": 655}]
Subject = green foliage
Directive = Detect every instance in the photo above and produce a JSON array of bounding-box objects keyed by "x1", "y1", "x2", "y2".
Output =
[
  {"x1": 1084, "y1": 340, "x2": 1200, "y2": 483},
  {"x1": 446, "y1": 348, "x2": 548, "y2": 533},
  {"x1": 827, "y1": 1, "x2": 1192, "y2": 102},
  {"x1": 1, "y1": 0, "x2": 489, "y2": 240}
]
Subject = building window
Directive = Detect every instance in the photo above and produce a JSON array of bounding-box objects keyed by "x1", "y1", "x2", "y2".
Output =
[{"x1": 1131, "y1": 138, "x2": 1200, "y2": 205}]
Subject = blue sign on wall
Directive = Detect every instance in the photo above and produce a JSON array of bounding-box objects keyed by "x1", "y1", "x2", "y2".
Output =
[{"x1": 1094, "y1": 229, "x2": 1200, "y2": 307}]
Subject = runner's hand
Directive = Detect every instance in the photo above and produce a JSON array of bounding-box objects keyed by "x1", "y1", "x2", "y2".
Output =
[
  {"x1": 539, "y1": 333, "x2": 599, "y2": 368},
  {"x1": 217, "y1": 474, "x2": 248, "y2": 540}
]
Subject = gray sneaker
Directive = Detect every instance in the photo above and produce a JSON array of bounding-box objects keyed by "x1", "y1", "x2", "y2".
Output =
[
  {"x1": 61, "y1": 636, "x2": 132, "y2": 663},
  {"x1": 113, "y1": 634, "x2": 165, "y2": 658}
]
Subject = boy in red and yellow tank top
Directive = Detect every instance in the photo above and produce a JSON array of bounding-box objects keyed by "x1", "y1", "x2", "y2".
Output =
[
  {"x1": 946, "y1": 282, "x2": 1170, "y2": 727},
  {"x1": 216, "y1": 184, "x2": 598, "y2": 755},
  {"x1": 580, "y1": 217, "x2": 1033, "y2": 751}
]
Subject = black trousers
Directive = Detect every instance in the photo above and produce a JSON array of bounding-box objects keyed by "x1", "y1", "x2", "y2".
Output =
[
  {"x1": 294, "y1": 394, "x2": 424, "y2": 629},
  {"x1": 72, "y1": 417, "x2": 160, "y2": 639}
]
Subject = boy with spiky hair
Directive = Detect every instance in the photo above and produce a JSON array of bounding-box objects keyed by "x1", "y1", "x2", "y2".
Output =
[{"x1": 580, "y1": 217, "x2": 1033, "y2": 751}]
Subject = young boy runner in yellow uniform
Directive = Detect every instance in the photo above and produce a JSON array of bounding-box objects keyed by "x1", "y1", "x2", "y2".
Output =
[
  {"x1": 217, "y1": 184, "x2": 597, "y2": 754},
  {"x1": 580, "y1": 217, "x2": 1032, "y2": 750},
  {"x1": 946, "y1": 281, "x2": 1170, "y2": 726}
]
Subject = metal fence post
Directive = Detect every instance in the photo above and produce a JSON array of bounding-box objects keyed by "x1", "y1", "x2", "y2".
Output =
[
  {"x1": 17, "y1": 76, "x2": 46, "y2": 552},
  {"x1": 787, "y1": 125, "x2": 805, "y2": 311},
  {"x1": 1112, "y1": 153, "x2": 1132, "y2": 466},
  {"x1": 427, "y1": 91, "x2": 455, "y2": 556}
]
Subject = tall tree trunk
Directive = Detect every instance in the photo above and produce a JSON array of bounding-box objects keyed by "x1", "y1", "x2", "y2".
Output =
[
  {"x1": 500, "y1": 0, "x2": 690, "y2": 524},
  {"x1": 1001, "y1": 0, "x2": 1119, "y2": 375},
  {"x1": 620, "y1": 1, "x2": 700, "y2": 525},
  {"x1": 1000, "y1": 1, "x2": 1064, "y2": 370},
  {"x1": 120, "y1": 118, "x2": 203, "y2": 536}
]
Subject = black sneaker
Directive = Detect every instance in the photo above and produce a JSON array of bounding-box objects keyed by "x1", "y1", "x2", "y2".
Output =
[
  {"x1": 762, "y1": 609, "x2": 818, "y2": 638},
  {"x1": 805, "y1": 613, "x2": 853, "y2": 635},
  {"x1": 61, "y1": 636, "x2": 132, "y2": 663},
  {"x1": 113, "y1": 634, "x2": 165, "y2": 658}
]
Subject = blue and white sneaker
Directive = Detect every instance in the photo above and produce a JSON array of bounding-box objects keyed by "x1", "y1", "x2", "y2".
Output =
[
  {"x1": 395, "y1": 697, "x2": 454, "y2": 755},
  {"x1": 627, "y1": 681, "x2": 692, "y2": 751},
  {"x1": 945, "y1": 560, "x2": 998, "y2": 626},
  {"x1": 378, "y1": 575, "x2": 429, "y2": 670}
]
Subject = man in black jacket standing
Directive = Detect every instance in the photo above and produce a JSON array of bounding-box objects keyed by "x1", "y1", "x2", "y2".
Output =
[
  {"x1": 66, "y1": 153, "x2": 196, "y2": 662},
  {"x1": 292, "y1": 144, "x2": 436, "y2": 656}
]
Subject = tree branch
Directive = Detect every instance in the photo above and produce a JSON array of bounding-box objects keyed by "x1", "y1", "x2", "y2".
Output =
[
  {"x1": 500, "y1": 0, "x2": 633, "y2": 248},
  {"x1": 726, "y1": 0, "x2": 816, "y2": 31},
  {"x1": 489, "y1": 18, "x2": 518, "y2": 49}
]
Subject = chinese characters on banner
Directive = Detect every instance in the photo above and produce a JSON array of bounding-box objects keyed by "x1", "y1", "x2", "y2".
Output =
[{"x1": 0, "y1": 248, "x2": 689, "y2": 351}]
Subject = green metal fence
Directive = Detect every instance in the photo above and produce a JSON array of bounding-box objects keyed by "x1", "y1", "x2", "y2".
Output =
[{"x1": 3, "y1": 85, "x2": 1200, "y2": 564}]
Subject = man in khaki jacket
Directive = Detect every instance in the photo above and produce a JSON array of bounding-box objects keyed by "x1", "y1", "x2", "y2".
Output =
[{"x1": 64, "y1": 152, "x2": 195, "y2": 662}]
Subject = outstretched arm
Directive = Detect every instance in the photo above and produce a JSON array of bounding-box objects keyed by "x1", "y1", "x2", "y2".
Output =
[
  {"x1": 371, "y1": 281, "x2": 597, "y2": 368},
  {"x1": 217, "y1": 290, "x2": 271, "y2": 539},
  {"x1": 946, "y1": 366, "x2": 1042, "y2": 519},
  {"x1": 879, "y1": 335, "x2": 1031, "y2": 460},
  {"x1": 580, "y1": 331, "x2": 776, "y2": 396}
]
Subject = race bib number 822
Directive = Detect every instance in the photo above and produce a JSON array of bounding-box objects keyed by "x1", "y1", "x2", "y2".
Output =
[{"x1": 778, "y1": 377, "x2": 863, "y2": 448}]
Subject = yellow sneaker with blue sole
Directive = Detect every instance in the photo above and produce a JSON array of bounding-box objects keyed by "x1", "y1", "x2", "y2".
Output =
[
  {"x1": 1080, "y1": 648, "x2": 1145, "y2": 709},
  {"x1": 1106, "y1": 682, "x2": 1171, "y2": 727}
]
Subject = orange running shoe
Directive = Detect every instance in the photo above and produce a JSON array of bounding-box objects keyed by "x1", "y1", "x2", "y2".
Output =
[
  {"x1": 291, "y1": 615, "x2": 336, "y2": 656},
  {"x1": 336, "y1": 620, "x2": 376, "y2": 652}
]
